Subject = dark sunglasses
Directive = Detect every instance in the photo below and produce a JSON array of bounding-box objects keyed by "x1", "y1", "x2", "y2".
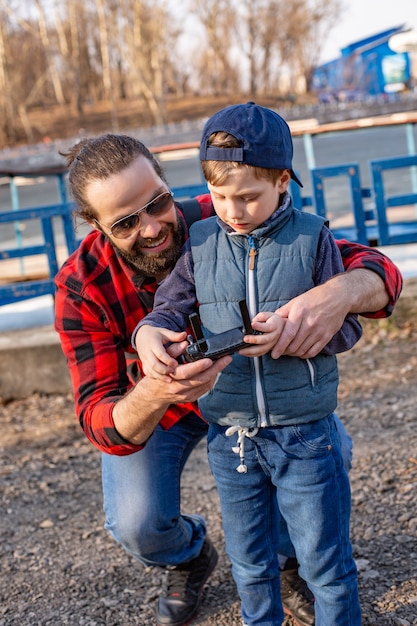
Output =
[{"x1": 103, "y1": 190, "x2": 174, "y2": 239}]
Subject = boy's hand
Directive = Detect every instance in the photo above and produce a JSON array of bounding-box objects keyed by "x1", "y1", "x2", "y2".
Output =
[
  {"x1": 238, "y1": 312, "x2": 285, "y2": 357},
  {"x1": 135, "y1": 325, "x2": 188, "y2": 381}
]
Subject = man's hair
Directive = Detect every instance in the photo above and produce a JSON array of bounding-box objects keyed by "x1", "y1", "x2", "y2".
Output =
[
  {"x1": 201, "y1": 132, "x2": 284, "y2": 186},
  {"x1": 61, "y1": 134, "x2": 166, "y2": 222}
]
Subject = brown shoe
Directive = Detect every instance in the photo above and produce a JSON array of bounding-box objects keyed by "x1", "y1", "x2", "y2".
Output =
[{"x1": 280, "y1": 558, "x2": 315, "y2": 626}]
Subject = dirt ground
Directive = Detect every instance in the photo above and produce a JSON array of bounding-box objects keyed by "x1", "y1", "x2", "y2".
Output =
[{"x1": 0, "y1": 279, "x2": 416, "y2": 625}]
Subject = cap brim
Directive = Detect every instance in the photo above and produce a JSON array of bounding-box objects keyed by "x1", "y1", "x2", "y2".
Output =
[{"x1": 290, "y1": 170, "x2": 303, "y2": 187}]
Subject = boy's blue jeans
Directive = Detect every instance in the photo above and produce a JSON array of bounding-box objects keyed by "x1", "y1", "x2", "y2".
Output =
[
  {"x1": 101, "y1": 412, "x2": 354, "y2": 618},
  {"x1": 207, "y1": 414, "x2": 361, "y2": 626}
]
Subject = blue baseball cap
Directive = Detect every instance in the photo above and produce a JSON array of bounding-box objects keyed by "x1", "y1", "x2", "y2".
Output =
[{"x1": 200, "y1": 101, "x2": 302, "y2": 187}]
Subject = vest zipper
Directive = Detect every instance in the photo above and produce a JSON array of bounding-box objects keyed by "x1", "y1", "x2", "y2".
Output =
[
  {"x1": 306, "y1": 358, "x2": 316, "y2": 386},
  {"x1": 247, "y1": 236, "x2": 268, "y2": 427}
]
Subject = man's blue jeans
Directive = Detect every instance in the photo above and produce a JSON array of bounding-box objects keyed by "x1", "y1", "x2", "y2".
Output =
[
  {"x1": 102, "y1": 411, "x2": 208, "y2": 567},
  {"x1": 207, "y1": 414, "x2": 361, "y2": 626},
  {"x1": 101, "y1": 410, "x2": 353, "y2": 574}
]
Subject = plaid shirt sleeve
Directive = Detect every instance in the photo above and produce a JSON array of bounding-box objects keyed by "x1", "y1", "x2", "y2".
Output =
[
  {"x1": 336, "y1": 239, "x2": 403, "y2": 318},
  {"x1": 55, "y1": 265, "x2": 148, "y2": 455},
  {"x1": 55, "y1": 232, "x2": 198, "y2": 456},
  {"x1": 194, "y1": 193, "x2": 216, "y2": 219}
]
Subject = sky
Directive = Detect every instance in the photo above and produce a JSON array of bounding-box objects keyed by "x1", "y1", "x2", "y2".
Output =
[{"x1": 320, "y1": 0, "x2": 417, "y2": 63}]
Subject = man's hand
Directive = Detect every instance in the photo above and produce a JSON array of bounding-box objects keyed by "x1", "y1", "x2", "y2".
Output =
[
  {"x1": 270, "y1": 269, "x2": 389, "y2": 359},
  {"x1": 167, "y1": 355, "x2": 232, "y2": 400},
  {"x1": 271, "y1": 280, "x2": 350, "y2": 359},
  {"x1": 113, "y1": 355, "x2": 232, "y2": 446}
]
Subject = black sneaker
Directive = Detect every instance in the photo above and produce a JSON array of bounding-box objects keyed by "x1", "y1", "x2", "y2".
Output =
[
  {"x1": 280, "y1": 558, "x2": 315, "y2": 626},
  {"x1": 156, "y1": 537, "x2": 218, "y2": 626}
]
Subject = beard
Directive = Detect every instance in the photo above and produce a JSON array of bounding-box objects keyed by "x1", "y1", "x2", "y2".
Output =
[{"x1": 114, "y1": 218, "x2": 184, "y2": 278}]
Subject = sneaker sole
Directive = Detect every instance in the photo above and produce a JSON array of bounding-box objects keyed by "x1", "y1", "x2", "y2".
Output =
[{"x1": 156, "y1": 550, "x2": 219, "y2": 626}]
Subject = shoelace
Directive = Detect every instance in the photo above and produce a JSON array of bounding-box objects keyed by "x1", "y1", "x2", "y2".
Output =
[
  {"x1": 225, "y1": 425, "x2": 259, "y2": 473},
  {"x1": 164, "y1": 567, "x2": 190, "y2": 598}
]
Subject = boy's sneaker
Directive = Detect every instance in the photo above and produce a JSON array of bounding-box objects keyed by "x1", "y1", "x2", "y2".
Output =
[
  {"x1": 280, "y1": 558, "x2": 315, "y2": 626},
  {"x1": 156, "y1": 537, "x2": 218, "y2": 626}
]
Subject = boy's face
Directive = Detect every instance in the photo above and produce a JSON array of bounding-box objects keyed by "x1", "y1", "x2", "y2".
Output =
[{"x1": 207, "y1": 168, "x2": 290, "y2": 235}]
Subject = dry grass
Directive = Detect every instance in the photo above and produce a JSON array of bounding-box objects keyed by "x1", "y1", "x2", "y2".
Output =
[{"x1": 11, "y1": 94, "x2": 306, "y2": 147}]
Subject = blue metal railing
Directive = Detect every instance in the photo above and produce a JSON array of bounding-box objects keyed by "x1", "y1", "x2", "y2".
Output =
[
  {"x1": 310, "y1": 163, "x2": 370, "y2": 244},
  {"x1": 1, "y1": 154, "x2": 417, "y2": 307},
  {"x1": 0, "y1": 201, "x2": 77, "y2": 305},
  {"x1": 369, "y1": 154, "x2": 417, "y2": 245}
]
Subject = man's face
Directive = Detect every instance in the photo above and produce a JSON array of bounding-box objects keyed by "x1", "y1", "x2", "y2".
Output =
[{"x1": 86, "y1": 155, "x2": 183, "y2": 280}]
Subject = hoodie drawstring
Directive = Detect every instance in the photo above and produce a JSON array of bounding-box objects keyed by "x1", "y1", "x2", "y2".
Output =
[{"x1": 225, "y1": 425, "x2": 259, "y2": 473}]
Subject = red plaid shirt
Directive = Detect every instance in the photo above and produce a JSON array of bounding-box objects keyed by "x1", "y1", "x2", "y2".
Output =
[{"x1": 55, "y1": 195, "x2": 402, "y2": 455}]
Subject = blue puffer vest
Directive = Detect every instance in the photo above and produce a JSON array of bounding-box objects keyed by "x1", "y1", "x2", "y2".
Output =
[{"x1": 189, "y1": 200, "x2": 339, "y2": 428}]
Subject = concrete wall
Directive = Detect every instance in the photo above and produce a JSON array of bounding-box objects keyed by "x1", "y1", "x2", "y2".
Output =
[{"x1": 0, "y1": 326, "x2": 71, "y2": 401}]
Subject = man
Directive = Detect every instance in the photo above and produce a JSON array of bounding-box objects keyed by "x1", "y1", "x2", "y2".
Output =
[{"x1": 55, "y1": 133, "x2": 402, "y2": 626}]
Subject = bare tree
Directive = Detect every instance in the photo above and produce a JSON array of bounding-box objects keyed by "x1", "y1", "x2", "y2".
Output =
[
  {"x1": 0, "y1": 0, "x2": 347, "y2": 147},
  {"x1": 94, "y1": 0, "x2": 119, "y2": 129},
  {"x1": 275, "y1": 0, "x2": 345, "y2": 93},
  {"x1": 243, "y1": 0, "x2": 262, "y2": 95},
  {"x1": 52, "y1": 0, "x2": 83, "y2": 114},
  {"x1": 303, "y1": 0, "x2": 346, "y2": 90},
  {"x1": 35, "y1": 0, "x2": 66, "y2": 105},
  {"x1": 258, "y1": 0, "x2": 285, "y2": 93},
  {"x1": 75, "y1": 3, "x2": 103, "y2": 105},
  {"x1": 118, "y1": 0, "x2": 177, "y2": 125},
  {"x1": 192, "y1": 0, "x2": 239, "y2": 95},
  {"x1": 230, "y1": 0, "x2": 344, "y2": 96},
  {"x1": 0, "y1": 4, "x2": 49, "y2": 142},
  {"x1": 0, "y1": 13, "x2": 15, "y2": 144}
]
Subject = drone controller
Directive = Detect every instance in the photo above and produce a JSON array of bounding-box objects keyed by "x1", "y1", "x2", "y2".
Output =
[{"x1": 179, "y1": 300, "x2": 259, "y2": 363}]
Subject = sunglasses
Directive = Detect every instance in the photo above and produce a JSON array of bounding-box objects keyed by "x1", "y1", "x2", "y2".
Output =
[{"x1": 101, "y1": 190, "x2": 174, "y2": 239}]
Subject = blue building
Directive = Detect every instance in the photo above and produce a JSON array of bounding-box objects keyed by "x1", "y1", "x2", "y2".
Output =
[{"x1": 312, "y1": 25, "x2": 412, "y2": 102}]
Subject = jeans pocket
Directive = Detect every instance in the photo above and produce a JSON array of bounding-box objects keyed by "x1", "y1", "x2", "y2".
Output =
[{"x1": 289, "y1": 415, "x2": 335, "y2": 457}]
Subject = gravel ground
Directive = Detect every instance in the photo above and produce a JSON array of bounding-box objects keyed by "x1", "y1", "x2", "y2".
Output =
[{"x1": 1, "y1": 281, "x2": 416, "y2": 626}]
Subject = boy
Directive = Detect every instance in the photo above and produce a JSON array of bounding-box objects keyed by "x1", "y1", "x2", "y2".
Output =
[{"x1": 134, "y1": 102, "x2": 362, "y2": 625}]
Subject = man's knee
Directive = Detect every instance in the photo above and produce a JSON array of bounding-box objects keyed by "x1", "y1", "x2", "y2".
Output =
[{"x1": 104, "y1": 502, "x2": 165, "y2": 560}]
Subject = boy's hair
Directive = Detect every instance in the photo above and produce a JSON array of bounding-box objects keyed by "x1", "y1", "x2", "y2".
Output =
[
  {"x1": 200, "y1": 101, "x2": 302, "y2": 187},
  {"x1": 61, "y1": 134, "x2": 166, "y2": 222},
  {"x1": 201, "y1": 131, "x2": 284, "y2": 186}
]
